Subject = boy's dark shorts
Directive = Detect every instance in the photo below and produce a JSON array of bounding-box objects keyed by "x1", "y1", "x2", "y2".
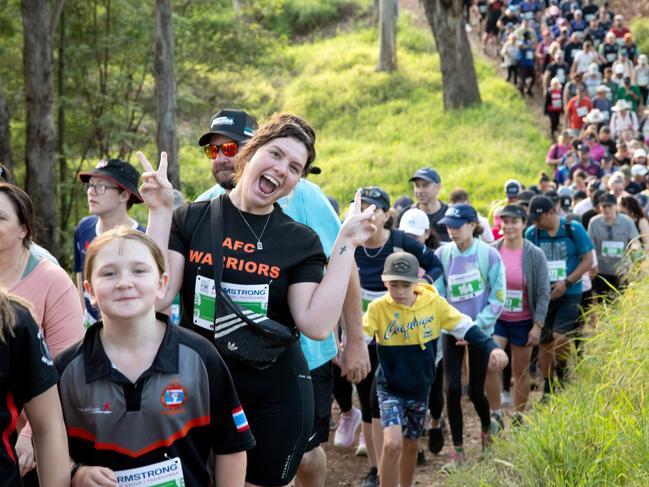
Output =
[
  {"x1": 304, "y1": 361, "x2": 333, "y2": 452},
  {"x1": 542, "y1": 294, "x2": 582, "y2": 343}
]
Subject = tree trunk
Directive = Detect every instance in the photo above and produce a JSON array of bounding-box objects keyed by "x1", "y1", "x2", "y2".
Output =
[
  {"x1": 421, "y1": 0, "x2": 481, "y2": 110},
  {"x1": 377, "y1": 0, "x2": 397, "y2": 72},
  {"x1": 0, "y1": 76, "x2": 12, "y2": 172},
  {"x1": 154, "y1": 0, "x2": 180, "y2": 189},
  {"x1": 22, "y1": 0, "x2": 58, "y2": 253}
]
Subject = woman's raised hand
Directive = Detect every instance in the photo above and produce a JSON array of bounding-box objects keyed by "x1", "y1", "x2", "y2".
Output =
[
  {"x1": 341, "y1": 189, "x2": 377, "y2": 247},
  {"x1": 136, "y1": 151, "x2": 174, "y2": 212}
]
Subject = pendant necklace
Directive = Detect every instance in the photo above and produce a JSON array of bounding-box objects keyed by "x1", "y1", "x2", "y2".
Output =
[
  {"x1": 236, "y1": 207, "x2": 272, "y2": 250},
  {"x1": 362, "y1": 230, "x2": 389, "y2": 258}
]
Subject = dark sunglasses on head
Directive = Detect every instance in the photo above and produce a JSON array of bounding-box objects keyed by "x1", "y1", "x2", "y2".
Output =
[
  {"x1": 203, "y1": 141, "x2": 239, "y2": 159},
  {"x1": 361, "y1": 187, "x2": 383, "y2": 199}
]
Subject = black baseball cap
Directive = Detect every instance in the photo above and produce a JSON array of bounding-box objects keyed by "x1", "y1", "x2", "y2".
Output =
[
  {"x1": 517, "y1": 189, "x2": 536, "y2": 205},
  {"x1": 499, "y1": 204, "x2": 527, "y2": 220},
  {"x1": 409, "y1": 167, "x2": 441, "y2": 184},
  {"x1": 578, "y1": 143, "x2": 590, "y2": 153},
  {"x1": 79, "y1": 159, "x2": 143, "y2": 204},
  {"x1": 545, "y1": 190, "x2": 559, "y2": 203},
  {"x1": 599, "y1": 193, "x2": 617, "y2": 206},
  {"x1": 359, "y1": 186, "x2": 390, "y2": 210},
  {"x1": 197, "y1": 109, "x2": 257, "y2": 146},
  {"x1": 528, "y1": 195, "x2": 555, "y2": 222}
]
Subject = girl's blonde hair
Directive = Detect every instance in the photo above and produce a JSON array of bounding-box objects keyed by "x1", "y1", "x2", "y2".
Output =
[
  {"x1": 84, "y1": 227, "x2": 166, "y2": 287},
  {"x1": 0, "y1": 288, "x2": 33, "y2": 344}
]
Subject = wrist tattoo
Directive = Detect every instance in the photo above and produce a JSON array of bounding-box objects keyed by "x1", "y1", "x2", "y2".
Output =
[{"x1": 339, "y1": 245, "x2": 347, "y2": 255}]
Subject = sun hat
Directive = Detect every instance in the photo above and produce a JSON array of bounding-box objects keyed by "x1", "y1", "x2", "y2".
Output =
[
  {"x1": 631, "y1": 164, "x2": 648, "y2": 177},
  {"x1": 583, "y1": 109, "x2": 605, "y2": 124},
  {"x1": 611, "y1": 99, "x2": 631, "y2": 111}
]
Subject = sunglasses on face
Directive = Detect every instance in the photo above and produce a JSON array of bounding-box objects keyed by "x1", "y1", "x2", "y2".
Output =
[
  {"x1": 203, "y1": 141, "x2": 239, "y2": 159},
  {"x1": 84, "y1": 182, "x2": 120, "y2": 195}
]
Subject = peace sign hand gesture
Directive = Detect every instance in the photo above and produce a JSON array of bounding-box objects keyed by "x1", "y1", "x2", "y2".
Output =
[
  {"x1": 136, "y1": 151, "x2": 174, "y2": 213},
  {"x1": 340, "y1": 189, "x2": 377, "y2": 248}
]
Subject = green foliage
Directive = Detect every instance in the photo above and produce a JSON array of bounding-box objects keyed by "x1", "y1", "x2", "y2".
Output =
[
  {"x1": 631, "y1": 18, "x2": 649, "y2": 59},
  {"x1": 445, "y1": 263, "x2": 649, "y2": 486},
  {"x1": 264, "y1": 0, "x2": 370, "y2": 38}
]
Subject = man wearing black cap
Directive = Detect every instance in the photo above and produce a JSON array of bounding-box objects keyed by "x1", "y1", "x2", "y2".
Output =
[
  {"x1": 401, "y1": 167, "x2": 449, "y2": 242},
  {"x1": 195, "y1": 109, "x2": 258, "y2": 200},
  {"x1": 525, "y1": 195, "x2": 594, "y2": 393},
  {"x1": 74, "y1": 159, "x2": 145, "y2": 325},
  {"x1": 587, "y1": 192, "x2": 639, "y2": 297}
]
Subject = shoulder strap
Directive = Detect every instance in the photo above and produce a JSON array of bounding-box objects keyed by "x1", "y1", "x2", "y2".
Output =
[
  {"x1": 476, "y1": 241, "x2": 491, "y2": 279},
  {"x1": 209, "y1": 195, "x2": 225, "y2": 286}
]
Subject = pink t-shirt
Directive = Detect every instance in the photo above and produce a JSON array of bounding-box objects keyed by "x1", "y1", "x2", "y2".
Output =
[
  {"x1": 498, "y1": 246, "x2": 532, "y2": 322},
  {"x1": 11, "y1": 258, "x2": 85, "y2": 357}
]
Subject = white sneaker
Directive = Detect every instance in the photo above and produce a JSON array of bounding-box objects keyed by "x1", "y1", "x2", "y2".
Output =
[
  {"x1": 501, "y1": 390, "x2": 513, "y2": 408},
  {"x1": 333, "y1": 407, "x2": 362, "y2": 448},
  {"x1": 355, "y1": 431, "x2": 367, "y2": 457}
]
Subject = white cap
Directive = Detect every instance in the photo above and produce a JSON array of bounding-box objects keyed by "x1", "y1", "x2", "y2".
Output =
[
  {"x1": 631, "y1": 164, "x2": 648, "y2": 177},
  {"x1": 398, "y1": 208, "x2": 430, "y2": 237},
  {"x1": 614, "y1": 64, "x2": 625, "y2": 74},
  {"x1": 633, "y1": 148, "x2": 648, "y2": 159}
]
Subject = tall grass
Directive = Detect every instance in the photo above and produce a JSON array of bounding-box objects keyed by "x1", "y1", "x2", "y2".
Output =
[{"x1": 446, "y1": 262, "x2": 649, "y2": 486}]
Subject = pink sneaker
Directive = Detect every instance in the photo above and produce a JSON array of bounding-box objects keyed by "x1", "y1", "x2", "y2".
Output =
[{"x1": 333, "y1": 407, "x2": 362, "y2": 448}]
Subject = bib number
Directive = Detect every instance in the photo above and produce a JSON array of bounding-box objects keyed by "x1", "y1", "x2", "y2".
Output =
[
  {"x1": 601, "y1": 240, "x2": 624, "y2": 258},
  {"x1": 576, "y1": 106, "x2": 588, "y2": 117},
  {"x1": 504, "y1": 290, "x2": 523, "y2": 313},
  {"x1": 448, "y1": 269, "x2": 485, "y2": 302},
  {"x1": 115, "y1": 457, "x2": 185, "y2": 487},
  {"x1": 194, "y1": 276, "x2": 268, "y2": 331},
  {"x1": 548, "y1": 260, "x2": 567, "y2": 282},
  {"x1": 526, "y1": 50, "x2": 534, "y2": 60},
  {"x1": 362, "y1": 289, "x2": 386, "y2": 312}
]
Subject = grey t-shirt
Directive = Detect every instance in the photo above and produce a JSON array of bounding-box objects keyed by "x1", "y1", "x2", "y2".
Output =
[{"x1": 587, "y1": 213, "x2": 639, "y2": 275}]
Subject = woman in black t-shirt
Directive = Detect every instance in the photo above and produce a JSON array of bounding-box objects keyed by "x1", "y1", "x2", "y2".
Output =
[
  {"x1": 137, "y1": 113, "x2": 376, "y2": 487},
  {"x1": 0, "y1": 290, "x2": 69, "y2": 486}
]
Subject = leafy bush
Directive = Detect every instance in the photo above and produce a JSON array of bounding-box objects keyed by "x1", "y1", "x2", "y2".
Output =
[{"x1": 631, "y1": 18, "x2": 649, "y2": 59}]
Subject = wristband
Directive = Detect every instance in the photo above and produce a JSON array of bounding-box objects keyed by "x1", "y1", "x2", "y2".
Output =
[{"x1": 71, "y1": 463, "x2": 83, "y2": 479}]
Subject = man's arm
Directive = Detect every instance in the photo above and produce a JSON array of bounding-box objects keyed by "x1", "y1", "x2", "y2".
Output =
[{"x1": 339, "y1": 268, "x2": 370, "y2": 383}]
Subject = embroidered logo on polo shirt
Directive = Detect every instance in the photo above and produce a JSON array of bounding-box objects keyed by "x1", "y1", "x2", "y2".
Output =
[
  {"x1": 78, "y1": 402, "x2": 112, "y2": 415},
  {"x1": 160, "y1": 383, "x2": 189, "y2": 410}
]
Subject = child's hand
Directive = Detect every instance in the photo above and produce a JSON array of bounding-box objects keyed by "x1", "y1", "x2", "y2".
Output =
[{"x1": 488, "y1": 348, "x2": 509, "y2": 371}]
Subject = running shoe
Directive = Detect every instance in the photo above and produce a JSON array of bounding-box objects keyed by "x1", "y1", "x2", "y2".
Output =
[
  {"x1": 500, "y1": 390, "x2": 513, "y2": 408},
  {"x1": 355, "y1": 431, "x2": 367, "y2": 457},
  {"x1": 511, "y1": 412, "x2": 525, "y2": 428},
  {"x1": 490, "y1": 411, "x2": 504, "y2": 436},
  {"x1": 428, "y1": 427, "x2": 444, "y2": 454},
  {"x1": 441, "y1": 448, "x2": 466, "y2": 473},
  {"x1": 334, "y1": 407, "x2": 362, "y2": 448},
  {"x1": 361, "y1": 466, "x2": 378, "y2": 487},
  {"x1": 417, "y1": 447, "x2": 426, "y2": 465},
  {"x1": 480, "y1": 430, "x2": 494, "y2": 452}
]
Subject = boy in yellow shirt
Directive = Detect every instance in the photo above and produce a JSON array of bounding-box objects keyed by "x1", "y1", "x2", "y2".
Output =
[{"x1": 363, "y1": 252, "x2": 508, "y2": 487}]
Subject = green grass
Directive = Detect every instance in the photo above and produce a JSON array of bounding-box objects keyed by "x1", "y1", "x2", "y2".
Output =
[
  {"x1": 445, "y1": 262, "x2": 649, "y2": 486},
  {"x1": 174, "y1": 13, "x2": 548, "y2": 216}
]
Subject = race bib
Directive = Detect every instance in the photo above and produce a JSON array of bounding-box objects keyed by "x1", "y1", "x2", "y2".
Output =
[
  {"x1": 115, "y1": 457, "x2": 184, "y2": 487},
  {"x1": 548, "y1": 260, "x2": 567, "y2": 282},
  {"x1": 479, "y1": 5, "x2": 487, "y2": 13},
  {"x1": 637, "y1": 73, "x2": 649, "y2": 86},
  {"x1": 194, "y1": 276, "x2": 268, "y2": 331},
  {"x1": 552, "y1": 98, "x2": 562, "y2": 108},
  {"x1": 504, "y1": 290, "x2": 524, "y2": 313},
  {"x1": 606, "y1": 53, "x2": 617, "y2": 62},
  {"x1": 576, "y1": 106, "x2": 589, "y2": 117},
  {"x1": 601, "y1": 240, "x2": 624, "y2": 258},
  {"x1": 601, "y1": 110, "x2": 610, "y2": 121},
  {"x1": 557, "y1": 69, "x2": 565, "y2": 83},
  {"x1": 362, "y1": 288, "x2": 386, "y2": 312},
  {"x1": 448, "y1": 269, "x2": 485, "y2": 303},
  {"x1": 526, "y1": 50, "x2": 534, "y2": 60}
]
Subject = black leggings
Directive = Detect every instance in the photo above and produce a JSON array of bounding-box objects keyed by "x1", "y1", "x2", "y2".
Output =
[
  {"x1": 427, "y1": 360, "x2": 444, "y2": 420},
  {"x1": 443, "y1": 334, "x2": 491, "y2": 446},
  {"x1": 332, "y1": 344, "x2": 380, "y2": 422}
]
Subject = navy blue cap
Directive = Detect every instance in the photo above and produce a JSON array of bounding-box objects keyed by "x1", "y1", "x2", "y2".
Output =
[
  {"x1": 599, "y1": 193, "x2": 617, "y2": 206},
  {"x1": 358, "y1": 186, "x2": 390, "y2": 210},
  {"x1": 409, "y1": 167, "x2": 441, "y2": 184},
  {"x1": 439, "y1": 204, "x2": 479, "y2": 228},
  {"x1": 528, "y1": 195, "x2": 555, "y2": 221}
]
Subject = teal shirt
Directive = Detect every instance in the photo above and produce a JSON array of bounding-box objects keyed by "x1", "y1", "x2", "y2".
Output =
[{"x1": 196, "y1": 180, "x2": 341, "y2": 370}]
